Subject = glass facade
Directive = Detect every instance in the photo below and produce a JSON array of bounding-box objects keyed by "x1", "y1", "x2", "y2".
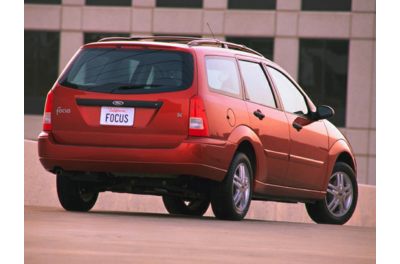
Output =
[
  {"x1": 25, "y1": 31, "x2": 60, "y2": 114},
  {"x1": 84, "y1": 32, "x2": 130, "y2": 44},
  {"x1": 225, "y1": 37, "x2": 274, "y2": 60},
  {"x1": 156, "y1": 0, "x2": 203, "y2": 8},
  {"x1": 298, "y1": 39, "x2": 349, "y2": 127},
  {"x1": 302, "y1": 0, "x2": 352, "y2": 11},
  {"x1": 85, "y1": 0, "x2": 132, "y2": 6},
  {"x1": 228, "y1": 0, "x2": 276, "y2": 10}
]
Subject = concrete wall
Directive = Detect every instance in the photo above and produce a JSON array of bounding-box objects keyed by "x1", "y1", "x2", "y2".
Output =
[
  {"x1": 25, "y1": 140, "x2": 375, "y2": 227},
  {"x1": 24, "y1": 0, "x2": 376, "y2": 185}
]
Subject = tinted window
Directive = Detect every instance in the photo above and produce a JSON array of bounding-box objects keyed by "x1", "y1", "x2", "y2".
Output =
[
  {"x1": 86, "y1": 0, "x2": 132, "y2": 6},
  {"x1": 225, "y1": 37, "x2": 274, "y2": 60},
  {"x1": 228, "y1": 0, "x2": 276, "y2": 9},
  {"x1": 299, "y1": 39, "x2": 349, "y2": 127},
  {"x1": 239, "y1": 61, "x2": 276, "y2": 108},
  {"x1": 25, "y1": 0, "x2": 61, "y2": 4},
  {"x1": 84, "y1": 32, "x2": 130, "y2": 44},
  {"x1": 156, "y1": 0, "x2": 202, "y2": 8},
  {"x1": 25, "y1": 30, "x2": 60, "y2": 114},
  {"x1": 60, "y1": 48, "x2": 194, "y2": 94},
  {"x1": 206, "y1": 57, "x2": 241, "y2": 96},
  {"x1": 302, "y1": 0, "x2": 351, "y2": 11},
  {"x1": 268, "y1": 67, "x2": 308, "y2": 115}
]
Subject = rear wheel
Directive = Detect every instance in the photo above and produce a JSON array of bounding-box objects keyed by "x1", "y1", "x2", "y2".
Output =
[
  {"x1": 306, "y1": 162, "x2": 358, "y2": 225},
  {"x1": 162, "y1": 196, "x2": 210, "y2": 216},
  {"x1": 56, "y1": 173, "x2": 98, "y2": 212},
  {"x1": 211, "y1": 152, "x2": 253, "y2": 221}
]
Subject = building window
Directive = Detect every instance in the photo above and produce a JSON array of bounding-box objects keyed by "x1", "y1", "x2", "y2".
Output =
[
  {"x1": 156, "y1": 0, "x2": 203, "y2": 8},
  {"x1": 302, "y1": 0, "x2": 352, "y2": 11},
  {"x1": 85, "y1": 0, "x2": 132, "y2": 6},
  {"x1": 25, "y1": 30, "x2": 60, "y2": 114},
  {"x1": 225, "y1": 37, "x2": 274, "y2": 60},
  {"x1": 228, "y1": 0, "x2": 276, "y2": 10},
  {"x1": 84, "y1": 32, "x2": 130, "y2": 44},
  {"x1": 298, "y1": 39, "x2": 349, "y2": 127},
  {"x1": 24, "y1": 0, "x2": 61, "y2": 4}
]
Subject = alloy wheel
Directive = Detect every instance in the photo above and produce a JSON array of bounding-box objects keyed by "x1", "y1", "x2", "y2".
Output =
[
  {"x1": 325, "y1": 171, "x2": 354, "y2": 217},
  {"x1": 232, "y1": 163, "x2": 251, "y2": 214}
]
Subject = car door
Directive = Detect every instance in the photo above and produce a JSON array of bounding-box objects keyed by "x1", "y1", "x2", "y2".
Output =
[
  {"x1": 237, "y1": 59, "x2": 290, "y2": 186},
  {"x1": 267, "y1": 66, "x2": 329, "y2": 191}
]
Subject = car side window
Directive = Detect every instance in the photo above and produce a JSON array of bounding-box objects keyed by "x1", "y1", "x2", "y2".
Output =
[
  {"x1": 268, "y1": 67, "x2": 309, "y2": 115},
  {"x1": 205, "y1": 57, "x2": 241, "y2": 96},
  {"x1": 238, "y1": 60, "x2": 276, "y2": 108}
]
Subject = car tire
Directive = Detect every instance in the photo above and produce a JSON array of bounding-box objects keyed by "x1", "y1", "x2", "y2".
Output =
[
  {"x1": 56, "y1": 173, "x2": 98, "y2": 212},
  {"x1": 162, "y1": 196, "x2": 210, "y2": 216},
  {"x1": 211, "y1": 152, "x2": 253, "y2": 221},
  {"x1": 306, "y1": 162, "x2": 358, "y2": 225}
]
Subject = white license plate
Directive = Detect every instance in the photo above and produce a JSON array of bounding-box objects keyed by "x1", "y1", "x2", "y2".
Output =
[{"x1": 100, "y1": 107, "x2": 134, "y2": 126}]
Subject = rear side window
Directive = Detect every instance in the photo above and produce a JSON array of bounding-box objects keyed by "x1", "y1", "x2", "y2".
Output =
[
  {"x1": 205, "y1": 57, "x2": 241, "y2": 96},
  {"x1": 268, "y1": 67, "x2": 309, "y2": 115},
  {"x1": 59, "y1": 47, "x2": 194, "y2": 94},
  {"x1": 238, "y1": 60, "x2": 276, "y2": 108}
]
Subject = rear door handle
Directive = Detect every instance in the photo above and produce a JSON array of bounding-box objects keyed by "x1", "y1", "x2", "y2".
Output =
[{"x1": 253, "y1": 109, "x2": 265, "y2": 120}]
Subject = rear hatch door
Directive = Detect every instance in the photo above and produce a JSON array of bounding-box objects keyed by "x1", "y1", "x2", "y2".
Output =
[{"x1": 51, "y1": 43, "x2": 196, "y2": 148}]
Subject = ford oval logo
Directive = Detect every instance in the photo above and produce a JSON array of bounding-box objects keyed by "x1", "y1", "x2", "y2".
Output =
[{"x1": 112, "y1": 100, "x2": 124, "y2": 106}]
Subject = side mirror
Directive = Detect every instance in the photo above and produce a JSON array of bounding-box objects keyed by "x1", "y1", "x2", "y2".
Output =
[{"x1": 315, "y1": 105, "x2": 335, "y2": 120}]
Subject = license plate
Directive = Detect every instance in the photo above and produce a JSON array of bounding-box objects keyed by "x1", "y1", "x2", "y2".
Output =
[{"x1": 100, "y1": 107, "x2": 134, "y2": 126}]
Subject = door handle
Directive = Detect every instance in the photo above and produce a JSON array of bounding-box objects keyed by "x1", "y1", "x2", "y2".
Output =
[
  {"x1": 253, "y1": 109, "x2": 265, "y2": 120},
  {"x1": 293, "y1": 122, "x2": 303, "y2": 131}
]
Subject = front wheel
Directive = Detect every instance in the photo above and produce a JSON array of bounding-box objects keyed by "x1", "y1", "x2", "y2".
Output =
[
  {"x1": 57, "y1": 173, "x2": 98, "y2": 212},
  {"x1": 306, "y1": 162, "x2": 358, "y2": 225},
  {"x1": 211, "y1": 152, "x2": 253, "y2": 221}
]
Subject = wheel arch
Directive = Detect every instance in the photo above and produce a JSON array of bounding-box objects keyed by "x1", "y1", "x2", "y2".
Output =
[
  {"x1": 236, "y1": 140, "x2": 257, "y2": 177},
  {"x1": 336, "y1": 152, "x2": 356, "y2": 173},
  {"x1": 227, "y1": 125, "x2": 266, "y2": 184},
  {"x1": 324, "y1": 139, "x2": 357, "y2": 189}
]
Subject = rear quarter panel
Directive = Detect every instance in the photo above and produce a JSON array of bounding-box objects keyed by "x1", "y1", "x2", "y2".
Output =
[
  {"x1": 194, "y1": 49, "x2": 267, "y2": 181},
  {"x1": 194, "y1": 49, "x2": 250, "y2": 141}
]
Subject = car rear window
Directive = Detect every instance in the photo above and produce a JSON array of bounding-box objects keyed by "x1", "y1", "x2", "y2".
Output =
[
  {"x1": 205, "y1": 56, "x2": 241, "y2": 96},
  {"x1": 59, "y1": 47, "x2": 194, "y2": 94}
]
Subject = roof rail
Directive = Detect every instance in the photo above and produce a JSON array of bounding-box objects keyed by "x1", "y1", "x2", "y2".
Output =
[
  {"x1": 97, "y1": 36, "x2": 264, "y2": 57},
  {"x1": 187, "y1": 39, "x2": 264, "y2": 57},
  {"x1": 98, "y1": 35, "x2": 202, "y2": 43}
]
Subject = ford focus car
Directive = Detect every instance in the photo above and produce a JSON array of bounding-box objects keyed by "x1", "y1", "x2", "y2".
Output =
[{"x1": 38, "y1": 36, "x2": 357, "y2": 224}]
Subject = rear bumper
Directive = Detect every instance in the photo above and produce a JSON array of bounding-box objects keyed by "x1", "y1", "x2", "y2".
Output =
[{"x1": 38, "y1": 132, "x2": 236, "y2": 182}]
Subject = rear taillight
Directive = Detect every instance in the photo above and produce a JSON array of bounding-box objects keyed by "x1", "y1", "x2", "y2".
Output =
[
  {"x1": 189, "y1": 95, "x2": 209, "y2": 137},
  {"x1": 42, "y1": 89, "x2": 54, "y2": 132}
]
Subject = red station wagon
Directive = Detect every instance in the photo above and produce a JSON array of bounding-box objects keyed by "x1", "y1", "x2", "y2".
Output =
[{"x1": 38, "y1": 36, "x2": 358, "y2": 224}]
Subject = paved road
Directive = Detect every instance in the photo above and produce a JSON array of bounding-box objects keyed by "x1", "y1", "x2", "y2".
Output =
[{"x1": 25, "y1": 206, "x2": 375, "y2": 264}]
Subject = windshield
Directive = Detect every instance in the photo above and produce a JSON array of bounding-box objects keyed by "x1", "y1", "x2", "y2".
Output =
[{"x1": 59, "y1": 47, "x2": 194, "y2": 94}]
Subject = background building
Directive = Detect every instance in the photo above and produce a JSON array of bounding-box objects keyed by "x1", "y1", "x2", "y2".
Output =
[{"x1": 24, "y1": 0, "x2": 376, "y2": 185}]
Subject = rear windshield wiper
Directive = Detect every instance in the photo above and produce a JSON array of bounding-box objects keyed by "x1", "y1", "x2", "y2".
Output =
[
  {"x1": 59, "y1": 80, "x2": 82, "y2": 89},
  {"x1": 110, "y1": 84, "x2": 163, "y2": 93}
]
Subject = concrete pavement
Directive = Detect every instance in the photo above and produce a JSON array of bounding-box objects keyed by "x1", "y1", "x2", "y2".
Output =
[{"x1": 25, "y1": 206, "x2": 375, "y2": 264}]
